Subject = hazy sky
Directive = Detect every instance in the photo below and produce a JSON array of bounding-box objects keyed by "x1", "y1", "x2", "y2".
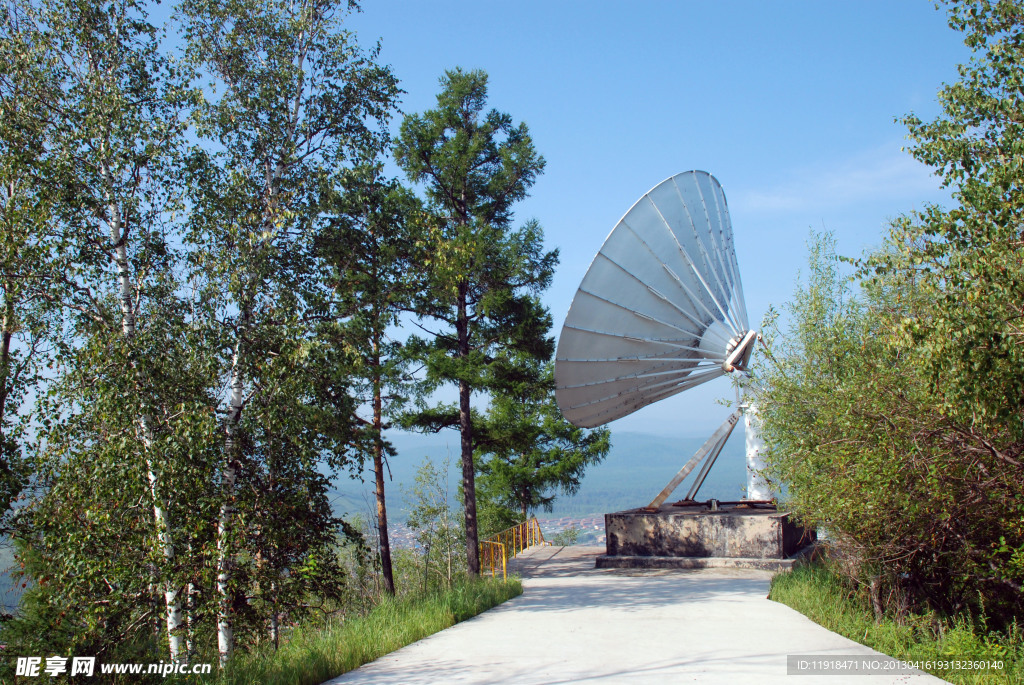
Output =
[{"x1": 345, "y1": 1, "x2": 970, "y2": 436}]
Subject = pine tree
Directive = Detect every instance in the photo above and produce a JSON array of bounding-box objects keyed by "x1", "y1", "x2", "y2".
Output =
[
  {"x1": 475, "y1": 362, "x2": 611, "y2": 526},
  {"x1": 319, "y1": 164, "x2": 425, "y2": 595},
  {"x1": 395, "y1": 68, "x2": 556, "y2": 574}
]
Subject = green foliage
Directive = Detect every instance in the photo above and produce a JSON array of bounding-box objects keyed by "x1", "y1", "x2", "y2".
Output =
[
  {"x1": 7, "y1": 325, "x2": 220, "y2": 660},
  {"x1": 475, "y1": 361, "x2": 610, "y2": 527},
  {"x1": 0, "y1": 0, "x2": 405, "y2": 670},
  {"x1": 884, "y1": 0, "x2": 1024, "y2": 433},
  {"x1": 0, "y1": 29, "x2": 50, "y2": 531},
  {"x1": 318, "y1": 163, "x2": 427, "y2": 595},
  {"x1": 179, "y1": 0, "x2": 400, "y2": 662},
  {"x1": 405, "y1": 456, "x2": 466, "y2": 591},
  {"x1": 203, "y1": 576, "x2": 522, "y2": 685},
  {"x1": 0, "y1": 2, "x2": 569, "y2": 676},
  {"x1": 0, "y1": 0, "x2": 210, "y2": 668},
  {"x1": 757, "y1": 232, "x2": 1024, "y2": 625},
  {"x1": 475, "y1": 496, "x2": 522, "y2": 541},
  {"x1": 394, "y1": 67, "x2": 556, "y2": 574},
  {"x1": 549, "y1": 527, "x2": 581, "y2": 547},
  {"x1": 770, "y1": 562, "x2": 1023, "y2": 685},
  {"x1": 755, "y1": 0, "x2": 1024, "y2": 630},
  {"x1": 0, "y1": 1, "x2": 54, "y2": 512},
  {"x1": 394, "y1": 67, "x2": 544, "y2": 227}
]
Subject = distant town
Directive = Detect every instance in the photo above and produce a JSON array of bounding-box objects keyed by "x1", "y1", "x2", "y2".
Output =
[
  {"x1": 386, "y1": 515, "x2": 607, "y2": 550},
  {"x1": 537, "y1": 515, "x2": 607, "y2": 545}
]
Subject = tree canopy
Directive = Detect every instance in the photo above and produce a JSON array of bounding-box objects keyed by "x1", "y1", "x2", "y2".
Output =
[
  {"x1": 395, "y1": 67, "x2": 557, "y2": 575},
  {"x1": 756, "y1": 0, "x2": 1024, "y2": 627},
  {"x1": 475, "y1": 362, "x2": 610, "y2": 529},
  {"x1": 0, "y1": 4, "x2": 610, "y2": 675}
]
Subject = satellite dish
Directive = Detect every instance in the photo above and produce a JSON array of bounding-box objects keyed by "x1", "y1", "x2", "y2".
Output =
[
  {"x1": 555, "y1": 170, "x2": 770, "y2": 506},
  {"x1": 555, "y1": 170, "x2": 755, "y2": 429}
]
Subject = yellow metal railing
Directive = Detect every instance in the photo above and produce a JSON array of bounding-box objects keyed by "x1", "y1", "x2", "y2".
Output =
[
  {"x1": 479, "y1": 517, "x2": 549, "y2": 579},
  {"x1": 479, "y1": 540, "x2": 506, "y2": 579}
]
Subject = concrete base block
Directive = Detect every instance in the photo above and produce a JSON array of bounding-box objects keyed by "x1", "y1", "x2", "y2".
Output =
[
  {"x1": 595, "y1": 554, "x2": 798, "y2": 571},
  {"x1": 601, "y1": 503, "x2": 815, "y2": 567}
]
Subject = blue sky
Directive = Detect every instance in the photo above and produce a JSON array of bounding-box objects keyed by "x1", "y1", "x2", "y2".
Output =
[{"x1": 347, "y1": 1, "x2": 969, "y2": 436}]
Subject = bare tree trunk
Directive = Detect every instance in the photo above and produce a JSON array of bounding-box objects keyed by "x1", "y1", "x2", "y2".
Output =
[
  {"x1": 265, "y1": 462, "x2": 280, "y2": 648},
  {"x1": 373, "y1": 445, "x2": 394, "y2": 593},
  {"x1": 446, "y1": 527, "x2": 453, "y2": 587},
  {"x1": 371, "y1": 333, "x2": 395, "y2": 595},
  {"x1": 421, "y1": 538, "x2": 431, "y2": 594},
  {"x1": 142, "y1": 425, "x2": 183, "y2": 663},
  {"x1": 869, "y1": 576, "x2": 885, "y2": 622},
  {"x1": 268, "y1": 578, "x2": 279, "y2": 649},
  {"x1": 456, "y1": 282, "x2": 479, "y2": 576},
  {"x1": 185, "y1": 544, "x2": 196, "y2": 663},
  {"x1": 440, "y1": 473, "x2": 453, "y2": 587}
]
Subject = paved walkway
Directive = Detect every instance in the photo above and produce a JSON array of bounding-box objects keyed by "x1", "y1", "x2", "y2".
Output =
[{"x1": 323, "y1": 546, "x2": 947, "y2": 684}]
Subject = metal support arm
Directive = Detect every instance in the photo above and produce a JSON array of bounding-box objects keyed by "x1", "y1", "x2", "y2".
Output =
[{"x1": 644, "y1": 409, "x2": 742, "y2": 511}]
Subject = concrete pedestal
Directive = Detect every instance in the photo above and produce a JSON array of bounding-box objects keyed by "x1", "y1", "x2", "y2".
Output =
[{"x1": 595, "y1": 503, "x2": 815, "y2": 571}]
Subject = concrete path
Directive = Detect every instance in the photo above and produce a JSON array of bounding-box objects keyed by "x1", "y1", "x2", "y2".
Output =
[{"x1": 323, "y1": 546, "x2": 947, "y2": 684}]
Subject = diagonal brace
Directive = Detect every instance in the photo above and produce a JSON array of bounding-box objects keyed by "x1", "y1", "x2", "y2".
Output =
[{"x1": 644, "y1": 410, "x2": 741, "y2": 511}]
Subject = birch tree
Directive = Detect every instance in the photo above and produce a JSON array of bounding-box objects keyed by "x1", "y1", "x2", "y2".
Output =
[
  {"x1": 179, "y1": 0, "x2": 398, "y2": 664},
  {"x1": 0, "y1": 0, "x2": 196, "y2": 662},
  {"x1": 0, "y1": 1, "x2": 54, "y2": 529},
  {"x1": 406, "y1": 455, "x2": 464, "y2": 591}
]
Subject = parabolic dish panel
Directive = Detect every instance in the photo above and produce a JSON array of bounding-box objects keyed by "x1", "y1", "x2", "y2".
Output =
[{"x1": 555, "y1": 170, "x2": 749, "y2": 428}]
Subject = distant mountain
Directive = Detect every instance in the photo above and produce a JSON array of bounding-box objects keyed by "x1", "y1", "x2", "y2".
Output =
[
  {"x1": 551, "y1": 431, "x2": 748, "y2": 515},
  {"x1": 330, "y1": 428, "x2": 750, "y2": 523},
  {"x1": 0, "y1": 430, "x2": 752, "y2": 612}
]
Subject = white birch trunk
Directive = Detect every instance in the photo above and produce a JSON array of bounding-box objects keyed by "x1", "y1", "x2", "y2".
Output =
[
  {"x1": 185, "y1": 556, "x2": 196, "y2": 662},
  {"x1": 114, "y1": 239, "x2": 134, "y2": 337},
  {"x1": 217, "y1": 329, "x2": 246, "y2": 668},
  {"x1": 268, "y1": 578, "x2": 279, "y2": 649},
  {"x1": 212, "y1": 22, "x2": 307, "y2": 667},
  {"x1": 102, "y1": 161, "x2": 184, "y2": 663},
  {"x1": 142, "y1": 423, "x2": 184, "y2": 663},
  {"x1": 102, "y1": 168, "x2": 134, "y2": 340}
]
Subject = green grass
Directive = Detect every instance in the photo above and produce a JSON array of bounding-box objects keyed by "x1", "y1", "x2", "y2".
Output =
[
  {"x1": 191, "y1": 576, "x2": 522, "y2": 685},
  {"x1": 769, "y1": 563, "x2": 1023, "y2": 684}
]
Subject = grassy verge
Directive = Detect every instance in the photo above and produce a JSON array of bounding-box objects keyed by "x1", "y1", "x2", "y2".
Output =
[
  {"x1": 769, "y1": 563, "x2": 1022, "y2": 684},
  {"x1": 198, "y1": 576, "x2": 521, "y2": 685}
]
